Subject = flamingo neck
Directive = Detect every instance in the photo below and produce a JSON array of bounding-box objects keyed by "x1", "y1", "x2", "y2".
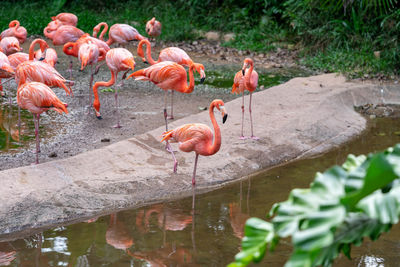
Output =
[
  {"x1": 207, "y1": 102, "x2": 221, "y2": 155},
  {"x1": 93, "y1": 70, "x2": 116, "y2": 112},
  {"x1": 182, "y1": 65, "x2": 195, "y2": 93},
  {"x1": 99, "y1": 23, "x2": 108, "y2": 41},
  {"x1": 44, "y1": 26, "x2": 55, "y2": 40},
  {"x1": 245, "y1": 61, "x2": 254, "y2": 88},
  {"x1": 145, "y1": 40, "x2": 158, "y2": 64},
  {"x1": 29, "y1": 39, "x2": 46, "y2": 60}
]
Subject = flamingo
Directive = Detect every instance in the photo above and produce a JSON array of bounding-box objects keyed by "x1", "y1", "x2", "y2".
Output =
[
  {"x1": 63, "y1": 33, "x2": 110, "y2": 78},
  {"x1": 137, "y1": 39, "x2": 205, "y2": 71},
  {"x1": 232, "y1": 58, "x2": 259, "y2": 140},
  {"x1": 44, "y1": 25, "x2": 84, "y2": 46},
  {"x1": 92, "y1": 48, "x2": 135, "y2": 128},
  {"x1": 161, "y1": 99, "x2": 228, "y2": 185},
  {"x1": 0, "y1": 51, "x2": 15, "y2": 96},
  {"x1": 92, "y1": 22, "x2": 147, "y2": 47},
  {"x1": 127, "y1": 61, "x2": 203, "y2": 130},
  {"x1": 0, "y1": 37, "x2": 21, "y2": 55},
  {"x1": 17, "y1": 81, "x2": 68, "y2": 164},
  {"x1": 51, "y1": 13, "x2": 78, "y2": 26},
  {"x1": 0, "y1": 20, "x2": 27, "y2": 44},
  {"x1": 78, "y1": 42, "x2": 106, "y2": 112},
  {"x1": 145, "y1": 17, "x2": 162, "y2": 39}
]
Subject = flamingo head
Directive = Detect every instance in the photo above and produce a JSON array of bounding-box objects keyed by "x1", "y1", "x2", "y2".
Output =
[
  {"x1": 242, "y1": 58, "x2": 253, "y2": 75},
  {"x1": 211, "y1": 99, "x2": 228, "y2": 124},
  {"x1": 193, "y1": 63, "x2": 206, "y2": 83},
  {"x1": 9, "y1": 20, "x2": 19, "y2": 28},
  {"x1": 93, "y1": 99, "x2": 102, "y2": 119},
  {"x1": 122, "y1": 57, "x2": 136, "y2": 71}
]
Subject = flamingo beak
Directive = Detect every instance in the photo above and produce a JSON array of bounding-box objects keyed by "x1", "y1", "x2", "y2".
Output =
[
  {"x1": 220, "y1": 106, "x2": 228, "y2": 124},
  {"x1": 143, "y1": 60, "x2": 149, "y2": 64},
  {"x1": 200, "y1": 69, "x2": 206, "y2": 84},
  {"x1": 242, "y1": 69, "x2": 245, "y2": 75}
]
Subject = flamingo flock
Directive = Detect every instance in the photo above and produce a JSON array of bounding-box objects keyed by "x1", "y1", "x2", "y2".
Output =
[{"x1": 1, "y1": 13, "x2": 260, "y2": 185}]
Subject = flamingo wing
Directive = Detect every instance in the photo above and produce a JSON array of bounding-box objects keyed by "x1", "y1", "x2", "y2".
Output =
[
  {"x1": 163, "y1": 123, "x2": 212, "y2": 153},
  {"x1": 159, "y1": 47, "x2": 190, "y2": 65},
  {"x1": 17, "y1": 82, "x2": 68, "y2": 114},
  {"x1": 232, "y1": 70, "x2": 245, "y2": 94}
]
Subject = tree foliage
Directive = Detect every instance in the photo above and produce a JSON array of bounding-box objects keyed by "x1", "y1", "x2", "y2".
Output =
[{"x1": 229, "y1": 144, "x2": 400, "y2": 267}]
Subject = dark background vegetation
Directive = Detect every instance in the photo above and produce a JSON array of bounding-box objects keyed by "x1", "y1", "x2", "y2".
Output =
[{"x1": 1, "y1": 0, "x2": 399, "y2": 78}]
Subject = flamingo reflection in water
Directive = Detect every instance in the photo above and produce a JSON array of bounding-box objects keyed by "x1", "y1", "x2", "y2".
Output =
[
  {"x1": 106, "y1": 213, "x2": 134, "y2": 251},
  {"x1": 229, "y1": 179, "x2": 252, "y2": 240}
]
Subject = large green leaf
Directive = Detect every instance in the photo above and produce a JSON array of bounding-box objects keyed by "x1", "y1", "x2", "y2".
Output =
[
  {"x1": 230, "y1": 144, "x2": 400, "y2": 267},
  {"x1": 229, "y1": 218, "x2": 275, "y2": 267}
]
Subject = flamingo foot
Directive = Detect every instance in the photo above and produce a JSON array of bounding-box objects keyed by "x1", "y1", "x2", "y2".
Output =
[
  {"x1": 173, "y1": 161, "x2": 178, "y2": 173},
  {"x1": 251, "y1": 136, "x2": 260, "y2": 140},
  {"x1": 239, "y1": 136, "x2": 248, "y2": 140},
  {"x1": 167, "y1": 115, "x2": 174, "y2": 120},
  {"x1": 112, "y1": 123, "x2": 122, "y2": 128}
]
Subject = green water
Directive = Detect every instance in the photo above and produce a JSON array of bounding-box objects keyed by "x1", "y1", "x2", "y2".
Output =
[
  {"x1": 0, "y1": 100, "x2": 36, "y2": 153},
  {"x1": 0, "y1": 117, "x2": 399, "y2": 266}
]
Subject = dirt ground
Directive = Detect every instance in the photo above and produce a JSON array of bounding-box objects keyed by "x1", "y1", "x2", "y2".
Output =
[{"x1": 1, "y1": 37, "x2": 301, "y2": 170}]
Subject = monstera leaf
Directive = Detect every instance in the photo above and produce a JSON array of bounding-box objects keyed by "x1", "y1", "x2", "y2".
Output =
[{"x1": 230, "y1": 144, "x2": 400, "y2": 267}]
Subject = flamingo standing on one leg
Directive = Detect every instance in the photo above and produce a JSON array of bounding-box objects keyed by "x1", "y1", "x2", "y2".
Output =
[
  {"x1": 232, "y1": 58, "x2": 259, "y2": 140},
  {"x1": 145, "y1": 17, "x2": 162, "y2": 42},
  {"x1": 17, "y1": 82, "x2": 68, "y2": 164},
  {"x1": 127, "y1": 61, "x2": 203, "y2": 130},
  {"x1": 93, "y1": 22, "x2": 147, "y2": 47},
  {"x1": 161, "y1": 99, "x2": 228, "y2": 185},
  {"x1": 92, "y1": 48, "x2": 135, "y2": 127},
  {"x1": 0, "y1": 20, "x2": 27, "y2": 44},
  {"x1": 78, "y1": 42, "x2": 106, "y2": 112}
]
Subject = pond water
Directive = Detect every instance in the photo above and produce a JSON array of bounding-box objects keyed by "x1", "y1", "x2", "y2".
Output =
[{"x1": 0, "y1": 117, "x2": 399, "y2": 266}]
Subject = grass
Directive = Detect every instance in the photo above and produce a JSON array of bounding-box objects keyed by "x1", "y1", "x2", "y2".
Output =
[{"x1": 0, "y1": 0, "x2": 398, "y2": 79}]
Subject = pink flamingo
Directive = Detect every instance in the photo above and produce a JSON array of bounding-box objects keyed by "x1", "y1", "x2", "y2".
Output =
[
  {"x1": 92, "y1": 22, "x2": 147, "y2": 47},
  {"x1": 161, "y1": 99, "x2": 228, "y2": 185},
  {"x1": 34, "y1": 48, "x2": 58, "y2": 67},
  {"x1": 0, "y1": 37, "x2": 21, "y2": 55},
  {"x1": 145, "y1": 17, "x2": 162, "y2": 38},
  {"x1": 44, "y1": 25, "x2": 84, "y2": 46},
  {"x1": 78, "y1": 42, "x2": 106, "y2": 111},
  {"x1": 17, "y1": 81, "x2": 68, "y2": 164},
  {"x1": 232, "y1": 58, "x2": 259, "y2": 140},
  {"x1": 0, "y1": 20, "x2": 27, "y2": 44},
  {"x1": 127, "y1": 61, "x2": 203, "y2": 130},
  {"x1": 0, "y1": 51, "x2": 15, "y2": 96},
  {"x1": 92, "y1": 48, "x2": 135, "y2": 128},
  {"x1": 51, "y1": 13, "x2": 78, "y2": 26}
]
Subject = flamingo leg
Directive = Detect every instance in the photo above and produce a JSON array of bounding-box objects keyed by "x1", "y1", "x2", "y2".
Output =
[
  {"x1": 68, "y1": 57, "x2": 73, "y2": 80},
  {"x1": 168, "y1": 90, "x2": 174, "y2": 120},
  {"x1": 33, "y1": 114, "x2": 40, "y2": 164},
  {"x1": 164, "y1": 90, "x2": 168, "y2": 131},
  {"x1": 239, "y1": 93, "x2": 246, "y2": 140},
  {"x1": 18, "y1": 104, "x2": 21, "y2": 134},
  {"x1": 88, "y1": 64, "x2": 94, "y2": 114},
  {"x1": 113, "y1": 74, "x2": 122, "y2": 128},
  {"x1": 249, "y1": 92, "x2": 259, "y2": 140},
  {"x1": 165, "y1": 141, "x2": 177, "y2": 173},
  {"x1": 192, "y1": 153, "x2": 199, "y2": 185}
]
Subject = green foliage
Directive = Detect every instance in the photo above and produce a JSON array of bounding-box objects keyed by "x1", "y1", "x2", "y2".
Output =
[{"x1": 230, "y1": 144, "x2": 400, "y2": 267}]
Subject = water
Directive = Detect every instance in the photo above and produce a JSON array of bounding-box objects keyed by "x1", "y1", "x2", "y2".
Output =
[{"x1": 0, "y1": 117, "x2": 399, "y2": 266}]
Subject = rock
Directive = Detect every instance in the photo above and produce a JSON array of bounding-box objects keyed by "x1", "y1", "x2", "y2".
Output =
[
  {"x1": 374, "y1": 51, "x2": 380, "y2": 59},
  {"x1": 192, "y1": 41, "x2": 198, "y2": 45},
  {"x1": 205, "y1": 31, "x2": 220, "y2": 41},
  {"x1": 223, "y1": 33, "x2": 235, "y2": 42},
  {"x1": 101, "y1": 138, "x2": 110, "y2": 142},
  {"x1": 48, "y1": 152, "x2": 57, "y2": 158}
]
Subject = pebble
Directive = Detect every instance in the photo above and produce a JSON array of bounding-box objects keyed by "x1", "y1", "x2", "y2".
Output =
[
  {"x1": 101, "y1": 138, "x2": 111, "y2": 142},
  {"x1": 48, "y1": 152, "x2": 57, "y2": 158}
]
